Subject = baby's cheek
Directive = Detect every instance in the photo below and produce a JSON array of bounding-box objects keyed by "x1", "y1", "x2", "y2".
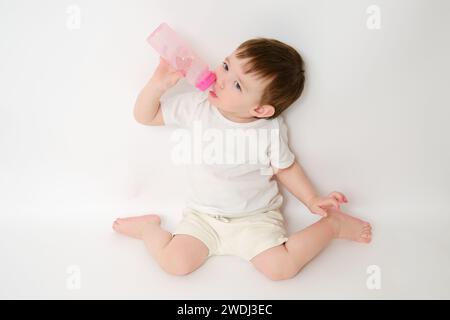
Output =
[{"x1": 214, "y1": 67, "x2": 222, "y2": 76}]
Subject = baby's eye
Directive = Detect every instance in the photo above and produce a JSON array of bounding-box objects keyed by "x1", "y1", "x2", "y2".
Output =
[
  {"x1": 222, "y1": 62, "x2": 242, "y2": 91},
  {"x1": 222, "y1": 61, "x2": 229, "y2": 71}
]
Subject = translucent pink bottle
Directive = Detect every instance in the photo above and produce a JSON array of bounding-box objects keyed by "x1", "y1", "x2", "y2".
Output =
[{"x1": 147, "y1": 22, "x2": 216, "y2": 91}]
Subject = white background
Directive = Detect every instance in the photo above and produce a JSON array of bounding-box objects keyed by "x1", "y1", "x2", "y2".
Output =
[{"x1": 1, "y1": 0, "x2": 449, "y2": 299}]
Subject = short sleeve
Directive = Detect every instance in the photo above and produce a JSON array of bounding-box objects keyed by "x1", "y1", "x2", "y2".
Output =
[
  {"x1": 269, "y1": 116, "x2": 295, "y2": 170},
  {"x1": 160, "y1": 91, "x2": 204, "y2": 128}
]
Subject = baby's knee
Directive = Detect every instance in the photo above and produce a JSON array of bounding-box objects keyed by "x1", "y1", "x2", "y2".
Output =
[
  {"x1": 259, "y1": 258, "x2": 300, "y2": 281},
  {"x1": 157, "y1": 248, "x2": 198, "y2": 276},
  {"x1": 264, "y1": 268, "x2": 298, "y2": 281}
]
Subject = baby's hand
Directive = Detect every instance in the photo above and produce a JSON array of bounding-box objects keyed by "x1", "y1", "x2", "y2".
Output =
[
  {"x1": 149, "y1": 57, "x2": 185, "y2": 92},
  {"x1": 306, "y1": 191, "x2": 348, "y2": 217}
]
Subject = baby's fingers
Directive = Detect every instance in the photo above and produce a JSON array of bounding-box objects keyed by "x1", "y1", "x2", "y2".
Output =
[
  {"x1": 323, "y1": 198, "x2": 340, "y2": 209},
  {"x1": 313, "y1": 206, "x2": 328, "y2": 217},
  {"x1": 329, "y1": 191, "x2": 348, "y2": 203}
]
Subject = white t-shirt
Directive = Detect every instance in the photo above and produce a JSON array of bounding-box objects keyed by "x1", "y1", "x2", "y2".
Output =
[{"x1": 160, "y1": 90, "x2": 295, "y2": 217}]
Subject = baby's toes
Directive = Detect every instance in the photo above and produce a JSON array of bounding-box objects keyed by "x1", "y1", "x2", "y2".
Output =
[
  {"x1": 113, "y1": 218, "x2": 126, "y2": 229},
  {"x1": 361, "y1": 229, "x2": 371, "y2": 237},
  {"x1": 362, "y1": 222, "x2": 371, "y2": 229},
  {"x1": 360, "y1": 229, "x2": 372, "y2": 243}
]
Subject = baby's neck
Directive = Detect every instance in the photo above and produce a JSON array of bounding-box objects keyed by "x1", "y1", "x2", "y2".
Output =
[{"x1": 217, "y1": 108, "x2": 261, "y2": 123}]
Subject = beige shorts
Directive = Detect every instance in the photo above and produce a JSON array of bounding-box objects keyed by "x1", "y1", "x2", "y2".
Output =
[{"x1": 172, "y1": 207, "x2": 289, "y2": 261}]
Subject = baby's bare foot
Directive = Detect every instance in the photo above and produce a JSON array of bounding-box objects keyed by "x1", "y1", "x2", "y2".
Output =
[
  {"x1": 324, "y1": 207, "x2": 372, "y2": 243},
  {"x1": 112, "y1": 214, "x2": 161, "y2": 240}
]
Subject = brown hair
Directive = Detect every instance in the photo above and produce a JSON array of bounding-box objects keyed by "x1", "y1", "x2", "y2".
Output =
[{"x1": 235, "y1": 38, "x2": 305, "y2": 119}]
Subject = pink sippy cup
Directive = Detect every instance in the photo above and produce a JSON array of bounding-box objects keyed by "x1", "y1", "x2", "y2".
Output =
[{"x1": 147, "y1": 22, "x2": 216, "y2": 91}]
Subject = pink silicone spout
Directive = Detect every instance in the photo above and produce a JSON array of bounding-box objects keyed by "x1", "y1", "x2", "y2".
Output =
[{"x1": 196, "y1": 70, "x2": 216, "y2": 91}]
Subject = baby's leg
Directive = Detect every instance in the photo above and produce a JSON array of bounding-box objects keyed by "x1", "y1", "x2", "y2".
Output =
[
  {"x1": 251, "y1": 207, "x2": 372, "y2": 281},
  {"x1": 113, "y1": 215, "x2": 209, "y2": 276}
]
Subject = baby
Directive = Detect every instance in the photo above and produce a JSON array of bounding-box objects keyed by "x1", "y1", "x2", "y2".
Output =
[{"x1": 113, "y1": 38, "x2": 372, "y2": 281}]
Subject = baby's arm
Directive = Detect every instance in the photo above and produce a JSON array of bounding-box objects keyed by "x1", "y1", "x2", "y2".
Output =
[
  {"x1": 134, "y1": 80, "x2": 165, "y2": 126},
  {"x1": 275, "y1": 161, "x2": 319, "y2": 208},
  {"x1": 134, "y1": 57, "x2": 185, "y2": 126},
  {"x1": 275, "y1": 161, "x2": 348, "y2": 217}
]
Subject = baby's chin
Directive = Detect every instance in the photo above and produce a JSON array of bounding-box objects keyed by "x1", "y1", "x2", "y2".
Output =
[{"x1": 207, "y1": 94, "x2": 220, "y2": 107}]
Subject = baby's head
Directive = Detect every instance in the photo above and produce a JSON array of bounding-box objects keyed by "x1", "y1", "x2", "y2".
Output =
[{"x1": 209, "y1": 38, "x2": 305, "y2": 120}]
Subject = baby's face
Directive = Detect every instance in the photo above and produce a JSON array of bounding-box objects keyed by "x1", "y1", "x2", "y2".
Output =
[{"x1": 208, "y1": 52, "x2": 275, "y2": 119}]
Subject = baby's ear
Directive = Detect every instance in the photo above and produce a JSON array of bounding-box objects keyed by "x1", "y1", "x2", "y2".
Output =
[{"x1": 255, "y1": 104, "x2": 275, "y2": 118}]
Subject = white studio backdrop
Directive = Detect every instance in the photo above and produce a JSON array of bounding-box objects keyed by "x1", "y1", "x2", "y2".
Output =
[{"x1": 0, "y1": 0, "x2": 449, "y2": 299}]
